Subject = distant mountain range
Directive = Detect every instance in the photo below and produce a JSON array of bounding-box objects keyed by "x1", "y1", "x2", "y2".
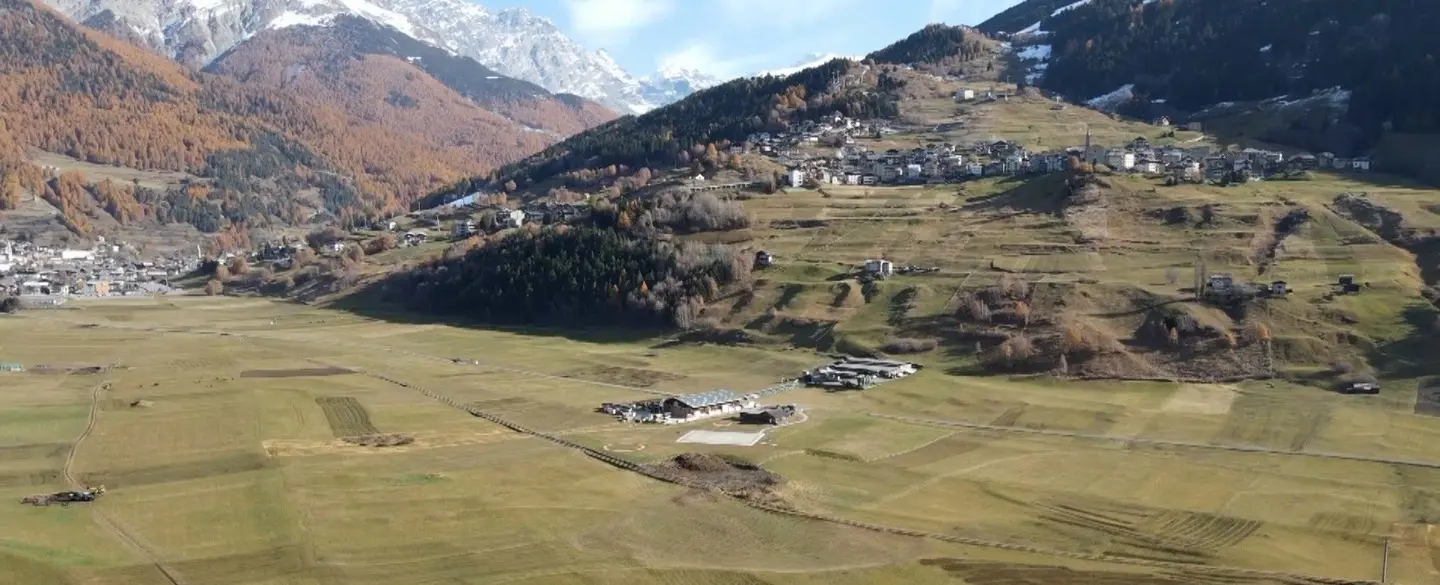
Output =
[{"x1": 40, "y1": 0, "x2": 707, "y2": 113}]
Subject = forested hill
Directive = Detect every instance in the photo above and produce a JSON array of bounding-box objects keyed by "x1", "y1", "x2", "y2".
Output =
[
  {"x1": 998, "y1": 0, "x2": 1440, "y2": 156},
  {"x1": 425, "y1": 23, "x2": 1005, "y2": 206},
  {"x1": 865, "y1": 24, "x2": 988, "y2": 65},
  {"x1": 436, "y1": 58, "x2": 898, "y2": 200},
  {"x1": 0, "y1": 0, "x2": 597, "y2": 239},
  {"x1": 974, "y1": 0, "x2": 1081, "y2": 35}
]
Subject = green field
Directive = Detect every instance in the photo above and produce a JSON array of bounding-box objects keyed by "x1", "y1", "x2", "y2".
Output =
[{"x1": 0, "y1": 294, "x2": 1437, "y2": 584}]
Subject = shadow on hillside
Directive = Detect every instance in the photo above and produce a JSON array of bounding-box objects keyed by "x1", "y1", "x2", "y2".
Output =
[
  {"x1": 1366, "y1": 304, "x2": 1440, "y2": 380},
  {"x1": 323, "y1": 286, "x2": 667, "y2": 346},
  {"x1": 960, "y1": 173, "x2": 1069, "y2": 216}
]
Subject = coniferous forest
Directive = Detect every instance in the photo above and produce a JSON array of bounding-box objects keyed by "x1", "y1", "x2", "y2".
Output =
[
  {"x1": 998, "y1": 0, "x2": 1440, "y2": 153},
  {"x1": 455, "y1": 59, "x2": 899, "y2": 196},
  {"x1": 374, "y1": 227, "x2": 750, "y2": 329}
]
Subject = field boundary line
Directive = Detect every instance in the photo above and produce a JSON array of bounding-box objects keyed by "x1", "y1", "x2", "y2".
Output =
[
  {"x1": 864, "y1": 430, "x2": 961, "y2": 463},
  {"x1": 862, "y1": 411, "x2": 1440, "y2": 470}
]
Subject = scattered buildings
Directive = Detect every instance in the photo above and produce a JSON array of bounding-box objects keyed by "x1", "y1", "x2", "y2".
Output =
[
  {"x1": 602, "y1": 390, "x2": 760, "y2": 425},
  {"x1": 803, "y1": 357, "x2": 920, "y2": 391},
  {"x1": 742, "y1": 109, "x2": 1370, "y2": 191}
]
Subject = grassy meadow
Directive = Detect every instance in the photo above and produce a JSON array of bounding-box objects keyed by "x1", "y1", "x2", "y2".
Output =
[{"x1": 0, "y1": 291, "x2": 1434, "y2": 584}]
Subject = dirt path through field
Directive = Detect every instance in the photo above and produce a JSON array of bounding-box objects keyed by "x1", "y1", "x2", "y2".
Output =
[{"x1": 62, "y1": 344, "x2": 187, "y2": 585}]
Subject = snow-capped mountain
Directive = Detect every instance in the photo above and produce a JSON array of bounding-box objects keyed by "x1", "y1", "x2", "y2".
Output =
[
  {"x1": 638, "y1": 64, "x2": 724, "y2": 107},
  {"x1": 755, "y1": 53, "x2": 858, "y2": 78},
  {"x1": 40, "y1": 0, "x2": 682, "y2": 114}
]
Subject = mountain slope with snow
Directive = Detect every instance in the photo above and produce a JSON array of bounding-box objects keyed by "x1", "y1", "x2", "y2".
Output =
[
  {"x1": 41, "y1": 0, "x2": 686, "y2": 113},
  {"x1": 639, "y1": 65, "x2": 723, "y2": 106}
]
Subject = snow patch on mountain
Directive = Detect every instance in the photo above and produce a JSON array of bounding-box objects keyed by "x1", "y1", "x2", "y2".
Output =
[
  {"x1": 1052, "y1": 0, "x2": 1094, "y2": 17},
  {"x1": 638, "y1": 65, "x2": 723, "y2": 109},
  {"x1": 42, "y1": 0, "x2": 686, "y2": 114},
  {"x1": 1016, "y1": 43, "x2": 1051, "y2": 83},
  {"x1": 1086, "y1": 84, "x2": 1135, "y2": 111}
]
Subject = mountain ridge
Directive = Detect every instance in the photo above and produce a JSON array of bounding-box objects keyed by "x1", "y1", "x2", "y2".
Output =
[
  {"x1": 41, "y1": 0, "x2": 692, "y2": 113},
  {"x1": 0, "y1": 0, "x2": 602, "y2": 241}
]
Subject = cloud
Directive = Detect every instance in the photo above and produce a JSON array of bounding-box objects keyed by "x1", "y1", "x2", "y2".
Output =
[
  {"x1": 566, "y1": 0, "x2": 674, "y2": 43},
  {"x1": 717, "y1": 0, "x2": 855, "y2": 28}
]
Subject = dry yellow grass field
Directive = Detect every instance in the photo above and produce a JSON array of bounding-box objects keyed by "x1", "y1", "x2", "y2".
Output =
[{"x1": 0, "y1": 292, "x2": 1436, "y2": 584}]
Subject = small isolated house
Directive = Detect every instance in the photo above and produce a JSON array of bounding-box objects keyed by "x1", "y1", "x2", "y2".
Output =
[
  {"x1": 661, "y1": 389, "x2": 754, "y2": 421},
  {"x1": 0, "y1": 362, "x2": 23, "y2": 372},
  {"x1": 754, "y1": 250, "x2": 774, "y2": 268},
  {"x1": 1340, "y1": 380, "x2": 1380, "y2": 395},
  {"x1": 739, "y1": 405, "x2": 797, "y2": 425},
  {"x1": 956, "y1": 88, "x2": 976, "y2": 101},
  {"x1": 452, "y1": 219, "x2": 476, "y2": 240},
  {"x1": 864, "y1": 259, "x2": 894, "y2": 278},
  {"x1": 502, "y1": 209, "x2": 526, "y2": 229}
]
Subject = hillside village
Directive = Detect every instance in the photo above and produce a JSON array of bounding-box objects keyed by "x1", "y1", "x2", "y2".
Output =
[{"x1": 758, "y1": 101, "x2": 1373, "y2": 189}]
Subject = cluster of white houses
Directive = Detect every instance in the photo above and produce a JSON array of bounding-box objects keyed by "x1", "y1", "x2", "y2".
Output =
[
  {"x1": 0, "y1": 240, "x2": 190, "y2": 298},
  {"x1": 600, "y1": 389, "x2": 761, "y2": 424},
  {"x1": 802, "y1": 357, "x2": 920, "y2": 390},
  {"x1": 779, "y1": 134, "x2": 1373, "y2": 188}
]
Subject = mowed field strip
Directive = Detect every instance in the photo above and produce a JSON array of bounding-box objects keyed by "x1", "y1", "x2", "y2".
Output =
[{"x1": 1, "y1": 297, "x2": 1437, "y2": 585}]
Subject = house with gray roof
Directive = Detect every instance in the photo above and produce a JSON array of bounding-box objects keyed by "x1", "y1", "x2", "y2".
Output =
[{"x1": 661, "y1": 389, "x2": 756, "y2": 422}]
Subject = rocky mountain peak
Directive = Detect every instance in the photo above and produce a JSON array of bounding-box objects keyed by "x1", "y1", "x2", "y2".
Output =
[{"x1": 41, "y1": 0, "x2": 691, "y2": 113}]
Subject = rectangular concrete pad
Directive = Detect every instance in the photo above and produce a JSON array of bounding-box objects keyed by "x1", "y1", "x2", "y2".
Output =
[{"x1": 676, "y1": 430, "x2": 766, "y2": 446}]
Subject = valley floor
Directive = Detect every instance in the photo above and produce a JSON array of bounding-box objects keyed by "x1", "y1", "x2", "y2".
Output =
[{"x1": 2, "y1": 297, "x2": 1439, "y2": 584}]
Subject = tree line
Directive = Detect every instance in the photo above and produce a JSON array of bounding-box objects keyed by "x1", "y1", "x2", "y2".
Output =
[{"x1": 373, "y1": 227, "x2": 751, "y2": 329}]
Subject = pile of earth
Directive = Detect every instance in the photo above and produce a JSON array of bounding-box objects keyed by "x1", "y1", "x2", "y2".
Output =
[
  {"x1": 342, "y1": 434, "x2": 415, "y2": 447},
  {"x1": 645, "y1": 453, "x2": 786, "y2": 505},
  {"x1": 31, "y1": 365, "x2": 108, "y2": 375}
]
